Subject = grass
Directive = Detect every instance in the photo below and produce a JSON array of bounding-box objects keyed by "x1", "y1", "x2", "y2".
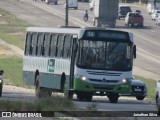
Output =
[
  {"x1": 0, "y1": 96, "x2": 76, "y2": 111},
  {"x1": 0, "y1": 8, "x2": 32, "y2": 49},
  {"x1": 134, "y1": 75, "x2": 157, "y2": 99},
  {"x1": 0, "y1": 56, "x2": 24, "y2": 87}
]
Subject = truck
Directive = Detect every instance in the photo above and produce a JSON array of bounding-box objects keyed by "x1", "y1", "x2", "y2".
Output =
[
  {"x1": 125, "y1": 12, "x2": 144, "y2": 27},
  {"x1": 93, "y1": 0, "x2": 118, "y2": 28}
]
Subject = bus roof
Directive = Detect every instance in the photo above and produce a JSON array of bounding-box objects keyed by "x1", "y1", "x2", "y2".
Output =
[
  {"x1": 26, "y1": 27, "x2": 81, "y2": 34},
  {"x1": 26, "y1": 27, "x2": 133, "y2": 43}
]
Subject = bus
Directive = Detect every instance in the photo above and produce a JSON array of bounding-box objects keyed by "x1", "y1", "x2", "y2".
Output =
[{"x1": 23, "y1": 27, "x2": 136, "y2": 103}]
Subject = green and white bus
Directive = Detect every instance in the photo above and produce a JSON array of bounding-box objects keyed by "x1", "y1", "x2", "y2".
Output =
[{"x1": 23, "y1": 27, "x2": 136, "y2": 103}]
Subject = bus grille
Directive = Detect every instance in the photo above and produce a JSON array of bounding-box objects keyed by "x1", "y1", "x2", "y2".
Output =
[
  {"x1": 87, "y1": 71, "x2": 122, "y2": 76},
  {"x1": 89, "y1": 79, "x2": 119, "y2": 83},
  {"x1": 94, "y1": 85, "x2": 115, "y2": 90}
]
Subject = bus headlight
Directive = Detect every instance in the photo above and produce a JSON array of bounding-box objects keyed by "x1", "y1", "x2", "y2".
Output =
[
  {"x1": 75, "y1": 75, "x2": 87, "y2": 81},
  {"x1": 81, "y1": 76, "x2": 87, "y2": 81},
  {"x1": 122, "y1": 79, "x2": 127, "y2": 84}
]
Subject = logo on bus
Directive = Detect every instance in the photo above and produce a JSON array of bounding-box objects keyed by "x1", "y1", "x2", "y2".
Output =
[{"x1": 48, "y1": 59, "x2": 55, "y2": 72}]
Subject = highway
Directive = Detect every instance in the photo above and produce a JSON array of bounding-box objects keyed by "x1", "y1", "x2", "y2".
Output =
[
  {"x1": 0, "y1": 0, "x2": 159, "y2": 117},
  {"x1": 19, "y1": 0, "x2": 160, "y2": 79}
]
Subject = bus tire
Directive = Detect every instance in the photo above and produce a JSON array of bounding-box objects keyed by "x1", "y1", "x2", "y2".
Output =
[
  {"x1": 0, "y1": 84, "x2": 2, "y2": 97},
  {"x1": 107, "y1": 93, "x2": 119, "y2": 103},
  {"x1": 85, "y1": 94, "x2": 92, "y2": 101},
  {"x1": 77, "y1": 93, "x2": 85, "y2": 101},
  {"x1": 77, "y1": 92, "x2": 92, "y2": 101}
]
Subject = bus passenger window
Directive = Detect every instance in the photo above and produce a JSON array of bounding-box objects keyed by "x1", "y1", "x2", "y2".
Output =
[
  {"x1": 42, "y1": 34, "x2": 50, "y2": 57},
  {"x1": 32, "y1": 33, "x2": 38, "y2": 56},
  {"x1": 25, "y1": 32, "x2": 32, "y2": 55},
  {"x1": 63, "y1": 35, "x2": 72, "y2": 59},
  {"x1": 56, "y1": 35, "x2": 64, "y2": 58},
  {"x1": 37, "y1": 33, "x2": 44, "y2": 56},
  {"x1": 49, "y1": 34, "x2": 57, "y2": 57}
]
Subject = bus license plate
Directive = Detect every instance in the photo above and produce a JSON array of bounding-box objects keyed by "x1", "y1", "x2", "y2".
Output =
[{"x1": 134, "y1": 88, "x2": 141, "y2": 92}]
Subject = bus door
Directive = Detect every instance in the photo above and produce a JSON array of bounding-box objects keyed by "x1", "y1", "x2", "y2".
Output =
[{"x1": 70, "y1": 35, "x2": 78, "y2": 89}]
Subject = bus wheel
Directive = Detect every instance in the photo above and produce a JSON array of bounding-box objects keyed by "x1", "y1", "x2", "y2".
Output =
[
  {"x1": 107, "y1": 93, "x2": 119, "y2": 103},
  {"x1": 0, "y1": 84, "x2": 2, "y2": 97},
  {"x1": 77, "y1": 93, "x2": 85, "y2": 101},
  {"x1": 85, "y1": 94, "x2": 92, "y2": 101}
]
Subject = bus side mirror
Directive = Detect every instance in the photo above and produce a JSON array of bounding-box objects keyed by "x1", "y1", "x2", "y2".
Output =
[{"x1": 133, "y1": 45, "x2": 136, "y2": 58}]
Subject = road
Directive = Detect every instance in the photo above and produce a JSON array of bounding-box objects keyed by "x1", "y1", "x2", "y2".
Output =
[
  {"x1": 0, "y1": 0, "x2": 159, "y2": 117},
  {"x1": 0, "y1": 85, "x2": 157, "y2": 112},
  {"x1": 1, "y1": 0, "x2": 159, "y2": 80}
]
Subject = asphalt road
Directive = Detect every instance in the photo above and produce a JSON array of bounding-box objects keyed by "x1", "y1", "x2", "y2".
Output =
[
  {"x1": 0, "y1": 0, "x2": 159, "y2": 79},
  {"x1": 22, "y1": 0, "x2": 160, "y2": 79},
  {"x1": 0, "y1": 0, "x2": 159, "y2": 118}
]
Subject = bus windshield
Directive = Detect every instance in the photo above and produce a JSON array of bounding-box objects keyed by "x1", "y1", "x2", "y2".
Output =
[{"x1": 77, "y1": 40, "x2": 133, "y2": 71}]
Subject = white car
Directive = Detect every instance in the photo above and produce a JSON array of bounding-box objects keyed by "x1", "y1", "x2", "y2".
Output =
[
  {"x1": 45, "y1": 0, "x2": 58, "y2": 5},
  {"x1": 156, "y1": 80, "x2": 160, "y2": 115},
  {"x1": 151, "y1": 10, "x2": 160, "y2": 21},
  {"x1": 155, "y1": 15, "x2": 160, "y2": 26}
]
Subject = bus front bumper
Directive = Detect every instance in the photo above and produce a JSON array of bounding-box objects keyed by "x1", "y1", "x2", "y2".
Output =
[{"x1": 73, "y1": 78, "x2": 131, "y2": 95}]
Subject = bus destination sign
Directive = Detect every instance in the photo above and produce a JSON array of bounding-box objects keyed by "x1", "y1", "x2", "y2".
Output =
[{"x1": 85, "y1": 30, "x2": 128, "y2": 39}]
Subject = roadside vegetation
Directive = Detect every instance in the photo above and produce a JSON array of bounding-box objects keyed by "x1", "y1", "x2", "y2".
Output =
[
  {"x1": 0, "y1": 56, "x2": 24, "y2": 87},
  {"x1": 0, "y1": 96, "x2": 76, "y2": 111},
  {"x1": 0, "y1": 8, "x2": 31, "y2": 49}
]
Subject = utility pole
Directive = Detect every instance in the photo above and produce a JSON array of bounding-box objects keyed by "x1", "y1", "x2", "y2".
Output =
[{"x1": 65, "y1": 0, "x2": 68, "y2": 26}]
